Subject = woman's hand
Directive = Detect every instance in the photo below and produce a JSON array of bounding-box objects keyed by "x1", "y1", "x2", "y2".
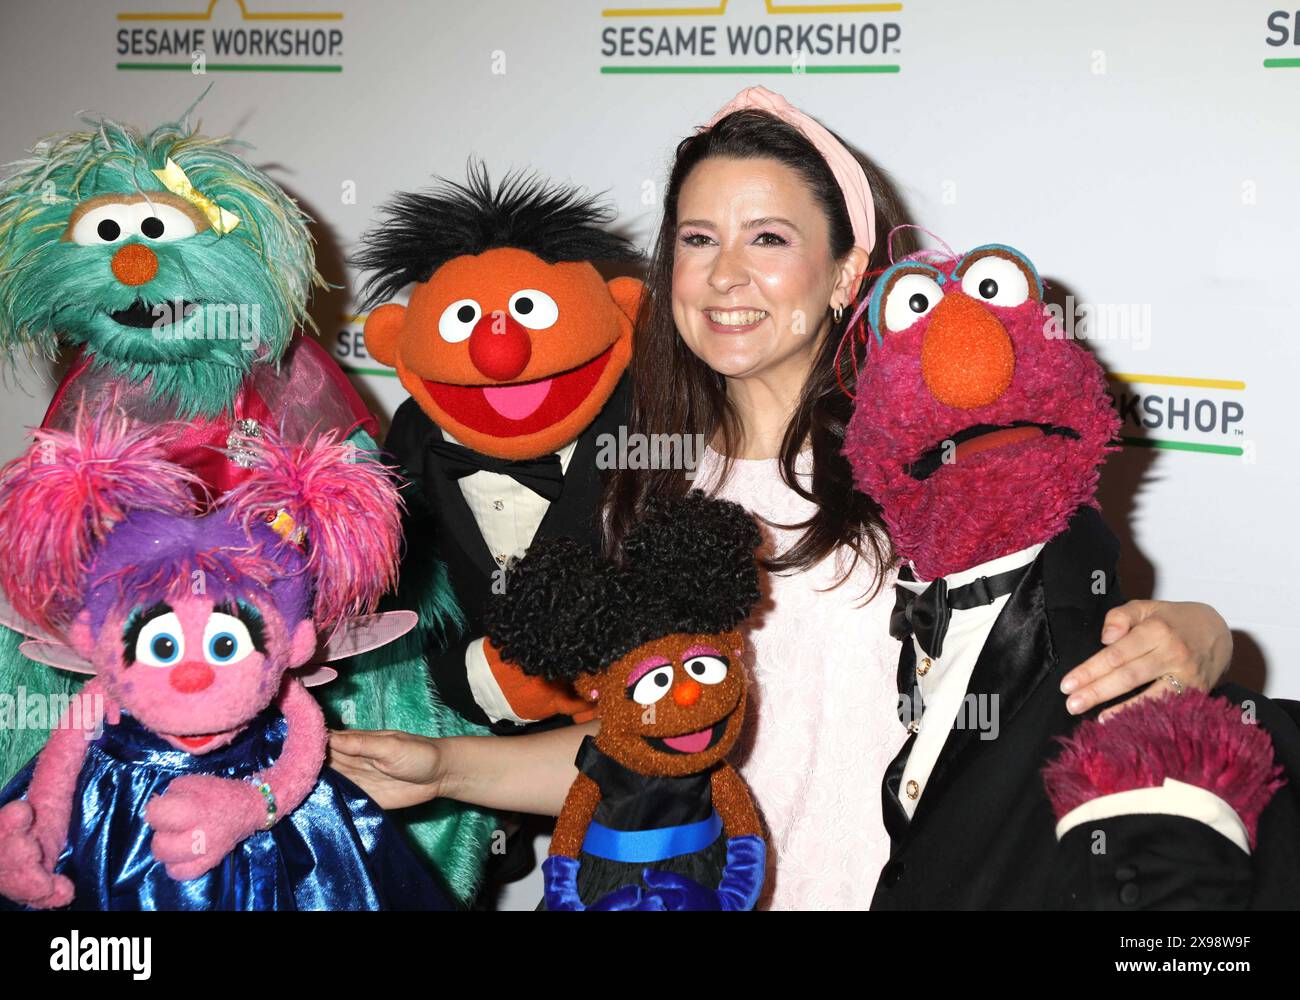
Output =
[
  {"x1": 1060, "y1": 600, "x2": 1232, "y2": 720},
  {"x1": 327, "y1": 729, "x2": 445, "y2": 810}
]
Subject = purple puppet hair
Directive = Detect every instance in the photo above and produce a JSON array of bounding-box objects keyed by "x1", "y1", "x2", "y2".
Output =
[
  {"x1": 218, "y1": 430, "x2": 403, "y2": 629},
  {"x1": 79, "y1": 510, "x2": 309, "y2": 638},
  {"x1": 0, "y1": 408, "x2": 201, "y2": 632},
  {"x1": 1042, "y1": 689, "x2": 1285, "y2": 849}
]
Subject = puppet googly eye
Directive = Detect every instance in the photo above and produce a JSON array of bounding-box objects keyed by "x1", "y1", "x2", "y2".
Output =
[
  {"x1": 959, "y1": 255, "x2": 1031, "y2": 308},
  {"x1": 630, "y1": 664, "x2": 675, "y2": 705},
  {"x1": 132, "y1": 201, "x2": 199, "y2": 243},
  {"x1": 683, "y1": 655, "x2": 727, "y2": 685},
  {"x1": 882, "y1": 273, "x2": 944, "y2": 334},
  {"x1": 438, "y1": 299, "x2": 481, "y2": 343},
  {"x1": 68, "y1": 203, "x2": 136, "y2": 246},
  {"x1": 136, "y1": 612, "x2": 185, "y2": 667},
  {"x1": 508, "y1": 290, "x2": 558, "y2": 331},
  {"x1": 203, "y1": 612, "x2": 254, "y2": 665}
]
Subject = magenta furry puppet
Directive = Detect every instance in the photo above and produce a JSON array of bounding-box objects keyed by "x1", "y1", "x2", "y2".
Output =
[
  {"x1": 845, "y1": 236, "x2": 1300, "y2": 909},
  {"x1": 0, "y1": 410, "x2": 450, "y2": 910}
]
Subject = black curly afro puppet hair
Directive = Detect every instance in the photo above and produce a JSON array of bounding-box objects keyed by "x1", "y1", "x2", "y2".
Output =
[{"x1": 484, "y1": 492, "x2": 770, "y2": 911}]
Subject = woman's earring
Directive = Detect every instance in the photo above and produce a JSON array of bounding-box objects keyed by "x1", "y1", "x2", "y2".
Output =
[{"x1": 832, "y1": 304, "x2": 844, "y2": 323}]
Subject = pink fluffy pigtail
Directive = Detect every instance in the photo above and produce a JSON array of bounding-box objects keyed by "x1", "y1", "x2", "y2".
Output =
[
  {"x1": 220, "y1": 429, "x2": 403, "y2": 629},
  {"x1": 0, "y1": 410, "x2": 201, "y2": 632},
  {"x1": 1042, "y1": 689, "x2": 1285, "y2": 849}
]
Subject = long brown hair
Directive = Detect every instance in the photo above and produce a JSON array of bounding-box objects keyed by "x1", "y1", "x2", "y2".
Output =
[{"x1": 602, "y1": 108, "x2": 915, "y2": 597}]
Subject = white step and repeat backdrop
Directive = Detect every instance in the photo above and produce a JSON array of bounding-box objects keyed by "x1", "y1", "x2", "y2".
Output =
[{"x1": 0, "y1": 2, "x2": 1295, "y2": 695}]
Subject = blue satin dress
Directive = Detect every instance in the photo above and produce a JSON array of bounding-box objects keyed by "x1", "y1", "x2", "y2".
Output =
[{"x1": 0, "y1": 709, "x2": 452, "y2": 911}]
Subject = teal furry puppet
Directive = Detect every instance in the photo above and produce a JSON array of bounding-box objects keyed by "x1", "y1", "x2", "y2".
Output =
[{"x1": 0, "y1": 111, "x2": 495, "y2": 902}]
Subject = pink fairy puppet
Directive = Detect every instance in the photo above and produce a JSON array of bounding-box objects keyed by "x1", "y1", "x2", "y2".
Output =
[{"x1": 0, "y1": 411, "x2": 450, "y2": 910}]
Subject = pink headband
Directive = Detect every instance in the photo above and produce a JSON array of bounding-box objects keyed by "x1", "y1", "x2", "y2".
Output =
[{"x1": 703, "y1": 86, "x2": 875, "y2": 254}]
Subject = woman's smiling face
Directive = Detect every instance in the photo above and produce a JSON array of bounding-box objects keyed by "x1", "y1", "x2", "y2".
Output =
[{"x1": 671, "y1": 156, "x2": 847, "y2": 381}]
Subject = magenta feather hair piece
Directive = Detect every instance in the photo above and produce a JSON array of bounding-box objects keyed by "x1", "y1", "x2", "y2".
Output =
[
  {"x1": 0, "y1": 409, "x2": 201, "y2": 631},
  {"x1": 219, "y1": 429, "x2": 403, "y2": 629},
  {"x1": 1042, "y1": 690, "x2": 1285, "y2": 848}
]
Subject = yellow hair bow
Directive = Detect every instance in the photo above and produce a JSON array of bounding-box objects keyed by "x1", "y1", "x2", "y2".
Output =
[{"x1": 152, "y1": 157, "x2": 242, "y2": 235}]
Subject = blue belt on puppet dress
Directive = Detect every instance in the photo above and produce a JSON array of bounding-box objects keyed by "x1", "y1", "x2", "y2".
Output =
[{"x1": 581, "y1": 811, "x2": 724, "y2": 864}]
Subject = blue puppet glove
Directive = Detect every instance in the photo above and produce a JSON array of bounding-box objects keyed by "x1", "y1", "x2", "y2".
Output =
[
  {"x1": 541, "y1": 854, "x2": 586, "y2": 911},
  {"x1": 543, "y1": 855, "x2": 668, "y2": 911},
  {"x1": 638, "y1": 836, "x2": 767, "y2": 911},
  {"x1": 716, "y1": 835, "x2": 767, "y2": 910}
]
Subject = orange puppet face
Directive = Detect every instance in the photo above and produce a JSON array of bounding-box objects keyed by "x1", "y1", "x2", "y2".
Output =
[{"x1": 364, "y1": 247, "x2": 640, "y2": 459}]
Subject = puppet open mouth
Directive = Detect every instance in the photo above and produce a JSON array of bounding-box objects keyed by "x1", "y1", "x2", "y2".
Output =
[
  {"x1": 174, "y1": 732, "x2": 220, "y2": 750},
  {"x1": 421, "y1": 345, "x2": 614, "y2": 438},
  {"x1": 109, "y1": 299, "x2": 199, "y2": 329},
  {"x1": 905, "y1": 421, "x2": 1080, "y2": 481},
  {"x1": 644, "y1": 719, "x2": 728, "y2": 755}
]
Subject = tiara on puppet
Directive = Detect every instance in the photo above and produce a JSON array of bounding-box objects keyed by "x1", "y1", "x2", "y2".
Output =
[
  {"x1": 0, "y1": 411, "x2": 410, "y2": 680},
  {"x1": 484, "y1": 492, "x2": 761, "y2": 682}
]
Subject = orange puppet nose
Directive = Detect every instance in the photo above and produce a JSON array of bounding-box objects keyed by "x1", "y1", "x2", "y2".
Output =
[
  {"x1": 169, "y1": 661, "x2": 215, "y2": 694},
  {"x1": 468, "y1": 311, "x2": 532, "y2": 381},
  {"x1": 672, "y1": 678, "x2": 703, "y2": 707},
  {"x1": 920, "y1": 294, "x2": 1015, "y2": 410},
  {"x1": 110, "y1": 243, "x2": 159, "y2": 287}
]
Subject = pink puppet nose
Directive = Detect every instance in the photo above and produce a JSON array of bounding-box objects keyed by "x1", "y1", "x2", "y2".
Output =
[{"x1": 169, "y1": 660, "x2": 215, "y2": 694}]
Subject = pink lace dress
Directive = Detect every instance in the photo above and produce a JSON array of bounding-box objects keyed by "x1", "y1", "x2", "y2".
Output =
[{"x1": 695, "y1": 447, "x2": 906, "y2": 910}]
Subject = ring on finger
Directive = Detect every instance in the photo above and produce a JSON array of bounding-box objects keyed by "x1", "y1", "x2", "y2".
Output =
[{"x1": 1164, "y1": 673, "x2": 1184, "y2": 696}]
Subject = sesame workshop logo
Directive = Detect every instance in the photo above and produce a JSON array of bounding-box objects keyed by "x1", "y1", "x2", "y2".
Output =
[
  {"x1": 1106, "y1": 372, "x2": 1247, "y2": 458},
  {"x1": 599, "y1": 0, "x2": 903, "y2": 75},
  {"x1": 1265, "y1": 8, "x2": 1300, "y2": 68},
  {"x1": 115, "y1": 0, "x2": 344, "y2": 74}
]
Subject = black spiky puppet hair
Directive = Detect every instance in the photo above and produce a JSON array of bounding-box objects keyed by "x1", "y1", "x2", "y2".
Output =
[
  {"x1": 484, "y1": 493, "x2": 762, "y2": 682},
  {"x1": 353, "y1": 162, "x2": 642, "y2": 309}
]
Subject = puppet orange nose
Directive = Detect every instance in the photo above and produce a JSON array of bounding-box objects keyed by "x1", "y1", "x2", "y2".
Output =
[
  {"x1": 110, "y1": 243, "x2": 159, "y2": 286},
  {"x1": 673, "y1": 678, "x2": 702, "y2": 707},
  {"x1": 469, "y1": 312, "x2": 532, "y2": 381},
  {"x1": 920, "y1": 294, "x2": 1015, "y2": 410},
  {"x1": 169, "y1": 661, "x2": 215, "y2": 694}
]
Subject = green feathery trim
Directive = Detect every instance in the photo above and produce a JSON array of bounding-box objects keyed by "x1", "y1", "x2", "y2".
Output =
[{"x1": 0, "y1": 627, "x2": 83, "y2": 790}]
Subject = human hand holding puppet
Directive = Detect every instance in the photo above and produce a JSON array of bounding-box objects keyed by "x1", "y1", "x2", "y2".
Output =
[
  {"x1": 0, "y1": 411, "x2": 447, "y2": 910},
  {"x1": 484, "y1": 493, "x2": 767, "y2": 911}
]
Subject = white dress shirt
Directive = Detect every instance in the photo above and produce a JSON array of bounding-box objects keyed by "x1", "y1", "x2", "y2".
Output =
[
  {"x1": 895, "y1": 542, "x2": 1249, "y2": 850},
  {"x1": 895, "y1": 543, "x2": 1043, "y2": 818},
  {"x1": 445, "y1": 430, "x2": 577, "y2": 725}
]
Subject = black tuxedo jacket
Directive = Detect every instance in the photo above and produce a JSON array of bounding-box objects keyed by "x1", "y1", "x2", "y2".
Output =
[
  {"x1": 383, "y1": 375, "x2": 630, "y2": 732},
  {"x1": 871, "y1": 506, "x2": 1300, "y2": 910}
]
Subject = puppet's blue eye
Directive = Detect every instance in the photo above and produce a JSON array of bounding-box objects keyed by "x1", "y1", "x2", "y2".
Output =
[
  {"x1": 204, "y1": 613, "x2": 254, "y2": 665},
  {"x1": 136, "y1": 612, "x2": 184, "y2": 667}
]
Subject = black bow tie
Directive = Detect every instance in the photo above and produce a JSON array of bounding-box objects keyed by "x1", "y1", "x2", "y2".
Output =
[
  {"x1": 890, "y1": 562, "x2": 1032, "y2": 660},
  {"x1": 427, "y1": 439, "x2": 565, "y2": 502}
]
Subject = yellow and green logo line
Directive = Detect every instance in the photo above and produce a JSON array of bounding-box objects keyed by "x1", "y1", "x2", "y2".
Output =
[
  {"x1": 601, "y1": 64, "x2": 897, "y2": 74},
  {"x1": 602, "y1": 1, "x2": 901, "y2": 15},
  {"x1": 116, "y1": 0, "x2": 343, "y2": 73},
  {"x1": 1264, "y1": 58, "x2": 1300, "y2": 68}
]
